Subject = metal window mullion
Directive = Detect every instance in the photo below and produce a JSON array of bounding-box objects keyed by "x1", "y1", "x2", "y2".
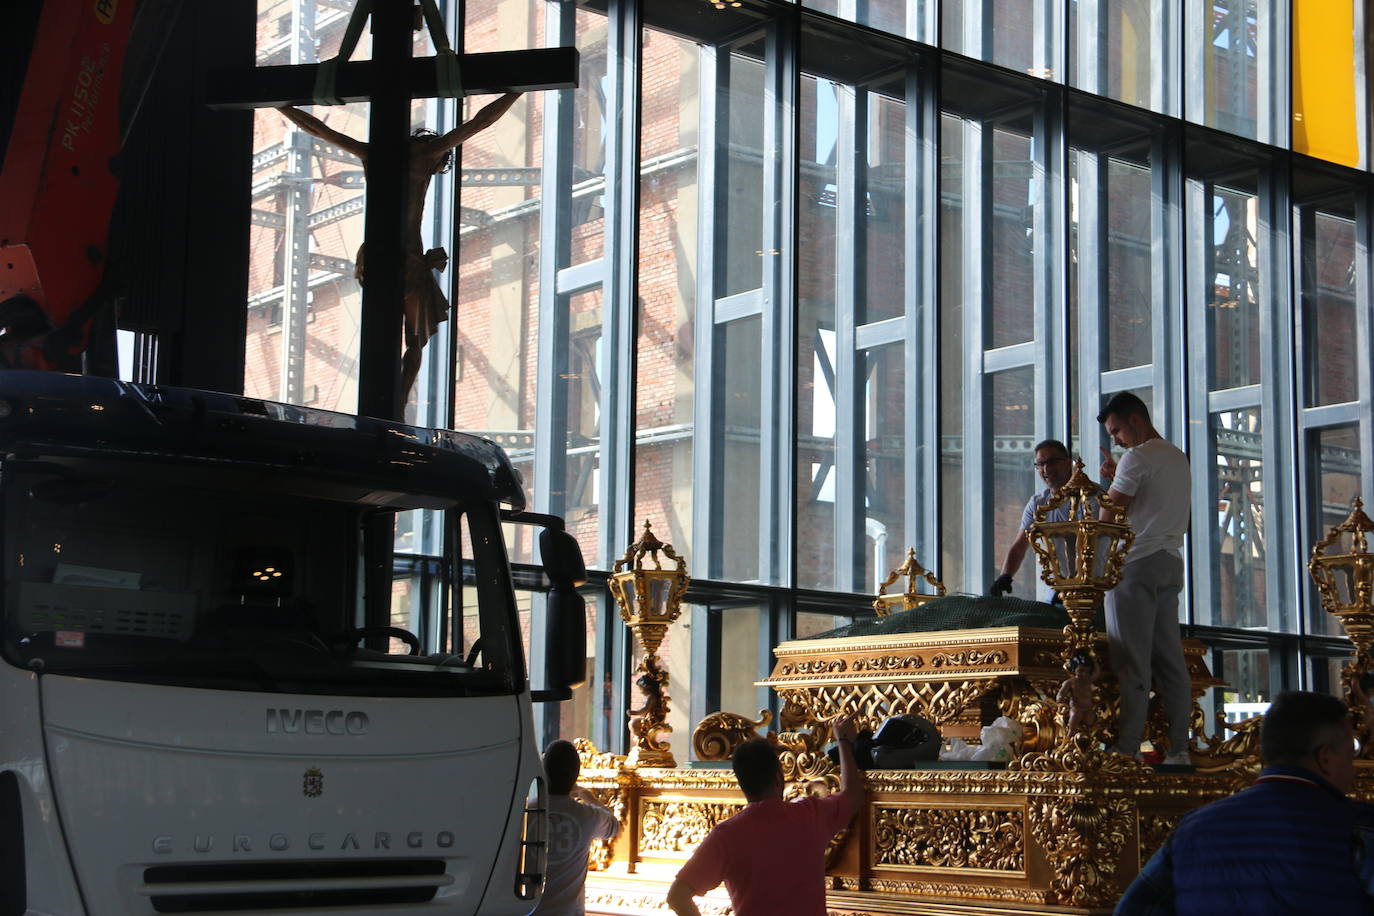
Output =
[
  {"x1": 1036, "y1": 94, "x2": 1068, "y2": 442},
  {"x1": 1292, "y1": 201, "x2": 1318, "y2": 638},
  {"x1": 908, "y1": 57, "x2": 939, "y2": 570},
  {"x1": 963, "y1": 116, "x2": 989, "y2": 587},
  {"x1": 692, "y1": 45, "x2": 723, "y2": 577},
  {"x1": 834, "y1": 83, "x2": 861, "y2": 593},
  {"x1": 758, "y1": 18, "x2": 798, "y2": 588},
  {"x1": 597, "y1": 0, "x2": 643, "y2": 572},
  {"x1": 1258, "y1": 154, "x2": 1296, "y2": 633},
  {"x1": 1077, "y1": 147, "x2": 1104, "y2": 451},
  {"x1": 1185, "y1": 176, "x2": 1216, "y2": 624},
  {"x1": 1151, "y1": 0, "x2": 1175, "y2": 116},
  {"x1": 1183, "y1": 0, "x2": 1206, "y2": 128},
  {"x1": 1155, "y1": 124, "x2": 1185, "y2": 439},
  {"x1": 1257, "y1": 0, "x2": 1288, "y2": 147},
  {"x1": 530, "y1": 0, "x2": 579, "y2": 748}
]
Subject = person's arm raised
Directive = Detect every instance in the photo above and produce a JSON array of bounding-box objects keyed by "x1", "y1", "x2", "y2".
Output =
[
  {"x1": 277, "y1": 107, "x2": 368, "y2": 161},
  {"x1": 432, "y1": 91, "x2": 522, "y2": 154},
  {"x1": 832, "y1": 713, "x2": 863, "y2": 819}
]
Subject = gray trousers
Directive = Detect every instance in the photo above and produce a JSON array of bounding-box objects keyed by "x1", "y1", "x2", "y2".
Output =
[{"x1": 1105, "y1": 551, "x2": 1192, "y2": 754}]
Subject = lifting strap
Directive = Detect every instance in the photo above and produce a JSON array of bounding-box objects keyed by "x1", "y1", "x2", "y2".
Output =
[{"x1": 311, "y1": 0, "x2": 463, "y2": 106}]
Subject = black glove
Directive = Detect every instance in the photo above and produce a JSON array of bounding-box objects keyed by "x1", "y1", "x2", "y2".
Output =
[{"x1": 987, "y1": 573, "x2": 1013, "y2": 597}]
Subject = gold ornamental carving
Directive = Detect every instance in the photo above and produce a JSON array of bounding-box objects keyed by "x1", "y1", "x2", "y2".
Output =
[
  {"x1": 851, "y1": 654, "x2": 925, "y2": 672},
  {"x1": 639, "y1": 799, "x2": 743, "y2": 854},
  {"x1": 930, "y1": 649, "x2": 1009, "y2": 668},
  {"x1": 860, "y1": 878, "x2": 1051, "y2": 904},
  {"x1": 1309, "y1": 497, "x2": 1374, "y2": 755},
  {"x1": 873, "y1": 548, "x2": 947, "y2": 617},
  {"x1": 1028, "y1": 795, "x2": 1133, "y2": 907},
  {"x1": 611, "y1": 520, "x2": 690, "y2": 768},
  {"x1": 691, "y1": 709, "x2": 773, "y2": 761},
  {"x1": 1138, "y1": 812, "x2": 1183, "y2": 867},
  {"x1": 574, "y1": 737, "x2": 625, "y2": 772},
  {"x1": 775, "y1": 678, "x2": 995, "y2": 731},
  {"x1": 873, "y1": 806, "x2": 1024, "y2": 872}
]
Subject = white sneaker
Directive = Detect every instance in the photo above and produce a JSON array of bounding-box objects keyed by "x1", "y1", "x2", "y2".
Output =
[{"x1": 1161, "y1": 751, "x2": 1191, "y2": 766}]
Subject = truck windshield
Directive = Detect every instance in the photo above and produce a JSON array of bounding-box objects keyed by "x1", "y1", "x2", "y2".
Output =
[{"x1": 0, "y1": 457, "x2": 522, "y2": 697}]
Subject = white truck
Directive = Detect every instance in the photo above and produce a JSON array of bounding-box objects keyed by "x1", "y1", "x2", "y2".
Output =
[{"x1": 0, "y1": 371, "x2": 587, "y2": 915}]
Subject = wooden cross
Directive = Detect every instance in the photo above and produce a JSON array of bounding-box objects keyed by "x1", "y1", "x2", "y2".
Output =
[{"x1": 207, "y1": 0, "x2": 578, "y2": 421}]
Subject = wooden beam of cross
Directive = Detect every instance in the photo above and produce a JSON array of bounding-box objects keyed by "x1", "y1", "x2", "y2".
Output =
[{"x1": 210, "y1": 0, "x2": 578, "y2": 421}]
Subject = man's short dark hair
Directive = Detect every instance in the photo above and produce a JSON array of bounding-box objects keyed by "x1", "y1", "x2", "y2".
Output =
[
  {"x1": 1096, "y1": 392, "x2": 1151, "y2": 425},
  {"x1": 1033, "y1": 439, "x2": 1070, "y2": 459},
  {"x1": 1260, "y1": 691, "x2": 1350, "y2": 766},
  {"x1": 732, "y1": 738, "x2": 782, "y2": 799},
  {"x1": 543, "y1": 739, "x2": 580, "y2": 795}
]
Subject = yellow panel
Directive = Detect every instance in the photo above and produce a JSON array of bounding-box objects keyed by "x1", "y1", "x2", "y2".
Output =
[{"x1": 1292, "y1": 0, "x2": 1361, "y2": 168}]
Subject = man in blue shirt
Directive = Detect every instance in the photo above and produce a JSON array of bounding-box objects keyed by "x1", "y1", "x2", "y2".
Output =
[{"x1": 1116, "y1": 690, "x2": 1374, "y2": 915}]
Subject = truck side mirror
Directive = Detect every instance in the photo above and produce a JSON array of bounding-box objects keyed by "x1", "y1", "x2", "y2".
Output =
[{"x1": 534, "y1": 528, "x2": 587, "y2": 702}]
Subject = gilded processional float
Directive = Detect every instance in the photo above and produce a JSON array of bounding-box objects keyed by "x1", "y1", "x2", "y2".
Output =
[{"x1": 576, "y1": 465, "x2": 1374, "y2": 915}]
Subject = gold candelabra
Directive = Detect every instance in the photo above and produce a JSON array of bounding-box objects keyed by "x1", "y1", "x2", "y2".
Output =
[
  {"x1": 1024, "y1": 458, "x2": 1135, "y2": 667},
  {"x1": 1309, "y1": 497, "x2": 1374, "y2": 752},
  {"x1": 609, "y1": 520, "x2": 690, "y2": 767}
]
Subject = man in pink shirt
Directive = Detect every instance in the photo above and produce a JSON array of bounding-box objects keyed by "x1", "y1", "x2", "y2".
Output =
[{"x1": 665, "y1": 714, "x2": 862, "y2": 916}]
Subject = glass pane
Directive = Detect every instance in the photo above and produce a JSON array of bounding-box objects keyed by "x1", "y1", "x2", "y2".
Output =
[
  {"x1": 1308, "y1": 424, "x2": 1362, "y2": 637},
  {"x1": 1300, "y1": 205, "x2": 1358, "y2": 407},
  {"x1": 860, "y1": 87, "x2": 909, "y2": 326},
  {"x1": 864, "y1": 345, "x2": 908, "y2": 593},
  {"x1": 1071, "y1": 0, "x2": 1172, "y2": 113},
  {"x1": 562, "y1": 288, "x2": 604, "y2": 565},
  {"x1": 1105, "y1": 156, "x2": 1154, "y2": 370},
  {"x1": 453, "y1": 83, "x2": 542, "y2": 562},
  {"x1": 939, "y1": 113, "x2": 966, "y2": 591},
  {"x1": 797, "y1": 73, "x2": 839, "y2": 591},
  {"x1": 662, "y1": 602, "x2": 693, "y2": 764},
  {"x1": 1308, "y1": 653, "x2": 1352, "y2": 696},
  {"x1": 1187, "y1": 0, "x2": 1283, "y2": 144},
  {"x1": 245, "y1": 101, "x2": 372, "y2": 414},
  {"x1": 569, "y1": 9, "x2": 610, "y2": 262},
  {"x1": 944, "y1": 0, "x2": 1054, "y2": 78},
  {"x1": 256, "y1": 0, "x2": 373, "y2": 67},
  {"x1": 1206, "y1": 408, "x2": 1267, "y2": 628},
  {"x1": 718, "y1": 606, "x2": 764, "y2": 717},
  {"x1": 1206, "y1": 183, "x2": 1262, "y2": 390},
  {"x1": 715, "y1": 317, "x2": 762, "y2": 582},
  {"x1": 634, "y1": 27, "x2": 700, "y2": 570},
  {"x1": 720, "y1": 52, "x2": 767, "y2": 300},
  {"x1": 990, "y1": 123, "x2": 1036, "y2": 349},
  {"x1": 1200, "y1": 647, "x2": 1272, "y2": 736},
  {"x1": 991, "y1": 368, "x2": 1037, "y2": 600},
  {"x1": 802, "y1": 0, "x2": 932, "y2": 43},
  {"x1": 796, "y1": 609, "x2": 852, "y2": 638}
]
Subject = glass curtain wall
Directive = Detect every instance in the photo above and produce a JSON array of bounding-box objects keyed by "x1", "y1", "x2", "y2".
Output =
[{"x1": 242, "y1": 0, "x2": 1374, "y2": 756}]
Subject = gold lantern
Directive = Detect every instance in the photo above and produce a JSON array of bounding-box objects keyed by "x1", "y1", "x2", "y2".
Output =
[
  {"x1": 1309, "y1": 498, "x2": 1374, "y2": 750},
  {"x1": 873, "y1": 548, "x2": 947, "y2": 617},
  {"x1": 1024, "y1": 458, "x2": 1134, "y2": 664},
  {"x1": 610, "y1": 520, "x2": 690, "y2": 767}
]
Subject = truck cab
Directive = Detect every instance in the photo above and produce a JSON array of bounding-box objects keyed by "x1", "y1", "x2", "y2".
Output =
[{"x1": 0, "y1": 371, "x2": 582, "y2": 915}]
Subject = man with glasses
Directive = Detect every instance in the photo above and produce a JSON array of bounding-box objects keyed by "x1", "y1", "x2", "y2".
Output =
[
  {"x1": 1116, "y1": 691, "x2": 1372, "y2": 915},
  {"x1": 988, "y1": 439, "x2": 1074, "y2": 601}
]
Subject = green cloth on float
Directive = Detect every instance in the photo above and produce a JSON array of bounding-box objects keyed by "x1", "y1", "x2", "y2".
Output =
[{"x1": 804, "y1": 594, "x2": 1106, "y2": 640}]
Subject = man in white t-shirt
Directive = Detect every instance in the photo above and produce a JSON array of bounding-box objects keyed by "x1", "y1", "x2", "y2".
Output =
[
  {"x1": 988, "y1": 439, "x2": 1074, "y2": 602},
  {"x1": 535, "y1": 740, "x2": 621, "y2": 915},
  {"x1": 1097, "y1": 392, "x2": 1193, "y2": 765}
]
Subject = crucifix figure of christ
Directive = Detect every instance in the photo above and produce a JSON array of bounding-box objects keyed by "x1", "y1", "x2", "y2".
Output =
[
  {"x1": 276, "y1": 93, "x2": 520, "y2": 405},
  {"x1": 208, "y1": 1, "x2": 577, "y2": 420}
]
